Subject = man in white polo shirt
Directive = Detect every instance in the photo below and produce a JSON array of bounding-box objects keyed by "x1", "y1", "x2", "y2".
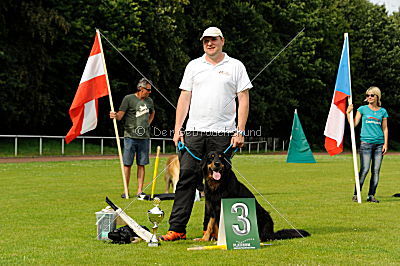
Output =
[{"x1": 160, "y1": 27, "x2": 252, "y2": 241}]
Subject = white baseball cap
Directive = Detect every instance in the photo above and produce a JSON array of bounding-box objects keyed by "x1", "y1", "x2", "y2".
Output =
[{"x1": 200, "y1": 27, "x2": 224, "y2": 41}]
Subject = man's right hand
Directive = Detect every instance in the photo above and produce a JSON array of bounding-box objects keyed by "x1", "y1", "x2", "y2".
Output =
[
  {"x1": 173, "y1": 130, "x2": 184, "y2": 146},
  {"x1": 110, "y1": 111, "x2": 117, "y2": 119}
]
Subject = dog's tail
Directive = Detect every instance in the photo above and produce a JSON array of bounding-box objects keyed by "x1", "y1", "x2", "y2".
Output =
[{"x1": 273, "y1": 229, "x2": 310, "y2": 240}]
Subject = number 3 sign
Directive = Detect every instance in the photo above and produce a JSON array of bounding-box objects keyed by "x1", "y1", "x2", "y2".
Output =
[{"x1": 217, "y1": 198, "x2": 260, "y2": 250}]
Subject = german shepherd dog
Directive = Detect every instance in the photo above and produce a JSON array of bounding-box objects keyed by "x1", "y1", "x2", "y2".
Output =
[{"x1": 199, "y1": 151, "x2": 310, "y2": 242}]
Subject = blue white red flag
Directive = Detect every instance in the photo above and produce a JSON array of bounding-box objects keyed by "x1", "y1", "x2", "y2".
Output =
[{"x1": 324, "y1": 34, "x2": 351, "y2": 155}]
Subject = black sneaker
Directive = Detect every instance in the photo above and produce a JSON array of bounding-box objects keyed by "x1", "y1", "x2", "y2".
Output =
[
  {"x1": 367, "y1": 196, "x2": 380, "y2": 203},
  {"x1": 352, "y1": 195, "x2": 358, "y2": 202},
  {"x1": 121, "y1": 193, "x2": 131, "y2": 199}
]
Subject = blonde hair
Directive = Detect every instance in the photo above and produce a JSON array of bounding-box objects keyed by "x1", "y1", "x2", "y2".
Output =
[{"x1": 365, "y1": 86, "x2": 382, "y2": 106}]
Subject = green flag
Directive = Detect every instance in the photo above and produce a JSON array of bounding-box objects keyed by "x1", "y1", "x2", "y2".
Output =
[{"x1": 287, "y1": 109, "x2": 316, "y2": 163}]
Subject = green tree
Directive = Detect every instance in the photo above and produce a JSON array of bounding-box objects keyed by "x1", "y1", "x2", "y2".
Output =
[
  {"x1": 1, "y1": 0, "x2": 399, "y2": 148},
  {"x1": 0, "y1": 0, "x2": 70, "y2": 134}
]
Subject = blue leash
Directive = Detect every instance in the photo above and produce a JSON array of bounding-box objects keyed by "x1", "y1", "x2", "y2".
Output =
[
  {"x1": 223, "y1": 144, "x2": 239, "y2": 155},
  {"x1": 177, "y1": 141, "x2": 202, "y2": 161},
  {"x1": 177, "y1": 141, "x2": 239, "y2": 161}
]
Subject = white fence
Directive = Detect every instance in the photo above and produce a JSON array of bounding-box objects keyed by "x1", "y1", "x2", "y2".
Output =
[{"x1": 0, "y1": 135, "x2": 287, "y2": 157}]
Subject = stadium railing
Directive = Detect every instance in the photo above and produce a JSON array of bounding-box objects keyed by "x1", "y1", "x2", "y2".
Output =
[{"x1": 0, "y1": 135, "x2": 287, "y2": 157}]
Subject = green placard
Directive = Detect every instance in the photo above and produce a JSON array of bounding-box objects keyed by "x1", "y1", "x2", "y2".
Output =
[
  {"x1": 287, "y1": 110, "x2": 316, "y2": 163},
  {"x1": 217, "y1": 198, "x2": 260, "y2": 250}
]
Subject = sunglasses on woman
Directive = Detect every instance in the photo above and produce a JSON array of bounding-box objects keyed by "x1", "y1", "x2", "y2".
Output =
[{"x1": 366, "y1": 94, "x2": 375, "y2": 98}]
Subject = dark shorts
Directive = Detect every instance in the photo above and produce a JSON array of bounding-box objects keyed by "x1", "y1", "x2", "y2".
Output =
[{"x1": 123, "y1": 138, "x2": 150, "y2": 166}]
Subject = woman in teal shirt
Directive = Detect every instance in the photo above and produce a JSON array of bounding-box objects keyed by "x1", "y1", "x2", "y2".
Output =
[{"x1": 347, "y1": 86, "x2": 389, "y2": 203}]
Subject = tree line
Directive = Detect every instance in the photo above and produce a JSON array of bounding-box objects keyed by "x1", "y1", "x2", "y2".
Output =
[{"x1": 1, "y1": 0, "x2": 399, "y2": 149}]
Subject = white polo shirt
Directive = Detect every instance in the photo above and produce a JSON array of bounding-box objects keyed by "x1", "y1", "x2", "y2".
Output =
[{"x1": 180, "y1": 53, "x2": 252, "y2": 132}]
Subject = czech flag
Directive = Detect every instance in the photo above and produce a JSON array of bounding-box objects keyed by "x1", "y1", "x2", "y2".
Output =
[
  {"x1": 324, "y1": 34, "x2": 351, "y2": 156},
  {"x1": 65, "y1": 30, "x2": 109, "y2": 143}
]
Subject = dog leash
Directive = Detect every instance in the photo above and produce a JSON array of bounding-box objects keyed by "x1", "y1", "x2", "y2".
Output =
[
  {"x1": 177, "y1": 141, "x2": 239, "y2": 161},
  {"x1": 223, "y1": 144, "x2": 239, "y2": 158},
  {"x1": 177, "y1": 141, "x2": 202, "y2": 161}
]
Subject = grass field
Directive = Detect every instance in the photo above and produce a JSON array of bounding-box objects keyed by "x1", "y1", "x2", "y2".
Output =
[{"x1": 1, "y1": 154, "x2": 400, "y2": 264}]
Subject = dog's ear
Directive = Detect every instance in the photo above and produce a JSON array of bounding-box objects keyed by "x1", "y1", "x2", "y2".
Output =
[
  {"x1": 201, "y1": 153, "x2": 209, "y2": 177},
  {"x1": 201, "y1": 152, "x2": 208, "y2": 162},
  {"x1": 221, "y1": 152, "x2": 232, "y2": 171},
  {"x1": 201, "y1": 152, "x2": 209, "y2": 165}
]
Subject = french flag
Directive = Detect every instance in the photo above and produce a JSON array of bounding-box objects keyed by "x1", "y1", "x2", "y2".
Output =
[
  {"x1": 324, "y1": 34, "x2": 351, "y2": 156},
  {"x1": 66, "y1": 31, "x2": 109, "y2": 143}
]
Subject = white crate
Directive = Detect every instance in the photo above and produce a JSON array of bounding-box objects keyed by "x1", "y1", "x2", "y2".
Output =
[{"x1": 96, "y1": 208, "x2": 117, "y2": 240}]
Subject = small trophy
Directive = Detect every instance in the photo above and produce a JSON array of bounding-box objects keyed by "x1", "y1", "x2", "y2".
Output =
[{"x1": 147, "y1": 197, "x2": 164, "y2": 247}]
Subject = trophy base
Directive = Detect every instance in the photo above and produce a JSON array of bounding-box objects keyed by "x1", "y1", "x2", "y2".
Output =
[{"x1": 148, "y1": 241, "x2": 161, "y2": 247}]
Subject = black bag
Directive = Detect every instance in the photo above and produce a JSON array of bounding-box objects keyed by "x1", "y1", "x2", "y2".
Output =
[{"x1": 108, "y1": 225, "x2": 149, "y2": 244}]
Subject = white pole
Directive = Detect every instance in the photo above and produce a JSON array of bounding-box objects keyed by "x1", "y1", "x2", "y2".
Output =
[
  {"x1": 39, "y1": 137, "x2": 42, "y2": 156},
  {"x1": 61, "y1": 138, "x2": 64, "y2": 155},
  {"x1": 149, "y1": 139, "x2": 152, "y2": 155},
  {"x1": 97, "y1": 29, "x2": 129, "y2": 199},
  {"x1": 346, "y1": 33, "x2": 361, "y2": 204},
  {"x1": 15, "y1": 137, "x2": 18, "y2": 156}
]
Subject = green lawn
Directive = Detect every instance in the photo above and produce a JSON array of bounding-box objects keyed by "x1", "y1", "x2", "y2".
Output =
[{"x1": 1, "y1": 155, "x2": 400, "y2": 264}]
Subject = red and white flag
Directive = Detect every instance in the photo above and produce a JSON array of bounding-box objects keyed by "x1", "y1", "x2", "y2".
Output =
[{"x1": 65, "y1": 31, "x2": 109, "y2": 143}]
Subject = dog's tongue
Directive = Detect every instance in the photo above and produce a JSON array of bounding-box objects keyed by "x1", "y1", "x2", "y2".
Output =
[{"x1": 212, "y1": 171, "x2": 221, "y2": 180}]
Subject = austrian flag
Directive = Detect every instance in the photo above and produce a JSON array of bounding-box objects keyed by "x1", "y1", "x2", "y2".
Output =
[
  {"x1": 323, "y1": 34, "x2": 351, "y2": 155},
  {"x1": 65, "y1": 31, "x2": 109, "y2": 143}
]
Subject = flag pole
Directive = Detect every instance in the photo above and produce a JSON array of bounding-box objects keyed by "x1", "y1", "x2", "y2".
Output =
[
  {"x1": 346, "y1": 33, "x2": 361, "y2": 204},
  {"x1": 96, "y1": 29, "x2": 130, "y2": 199}
]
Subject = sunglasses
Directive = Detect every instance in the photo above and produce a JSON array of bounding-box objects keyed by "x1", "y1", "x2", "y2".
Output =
[
  {"x1": 142, "y1": 87, "x2": 152, "y2": 92},
  {"x1": 366, "y1": 94, "x2": 375, "y2": 98}
]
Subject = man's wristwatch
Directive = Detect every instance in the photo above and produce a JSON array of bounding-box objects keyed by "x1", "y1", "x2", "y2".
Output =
[{"x1": 236, "y1": 129, "x2": 245, "y2": 136}]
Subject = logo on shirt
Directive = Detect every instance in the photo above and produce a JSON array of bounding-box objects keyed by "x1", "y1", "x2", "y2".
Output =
[
  {"x1": 219, "y1": 70, "x2": 231, "y2": 76},
  {"x1": 366, "y1": 116, "x2": 381, "y2": 125},
  {"x1": 136, "y1": 104, "x2": 149, "y2": 117}
]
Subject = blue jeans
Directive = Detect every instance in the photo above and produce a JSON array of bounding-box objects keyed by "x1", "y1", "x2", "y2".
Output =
[
  {"x1": 123, "y1": 138, "x2": 150, "y2": 166},
  {"x1": 354, "y1": 142, "x2": 384, "y2": 196}
]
